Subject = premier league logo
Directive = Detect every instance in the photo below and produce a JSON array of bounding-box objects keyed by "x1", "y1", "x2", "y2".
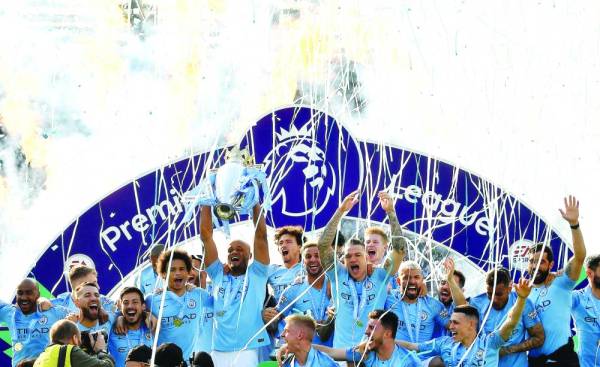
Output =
[{"x1": 246, "y1": 107, "x2": 363, "y2": 223}]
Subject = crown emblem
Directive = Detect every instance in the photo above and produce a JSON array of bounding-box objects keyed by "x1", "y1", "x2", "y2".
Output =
[{"x1": 275, "y1": 122, "x2": 316, "y2": 143}]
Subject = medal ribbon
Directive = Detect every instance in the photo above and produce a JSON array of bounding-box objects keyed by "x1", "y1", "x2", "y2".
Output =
[
  {"x1": 348, "y1": 277, "x2": 368, "y2": 324},
  {"x1": 308, "y1": 281, "x2": 329, "y2": 320},
  {"x1": 400, "y1": 299, "x2": 422, "y2": 342}
]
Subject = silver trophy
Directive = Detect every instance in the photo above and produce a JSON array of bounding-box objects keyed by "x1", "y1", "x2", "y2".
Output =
[{"x1": 183, "y1": 146, "x2": 270, "y2": 229}]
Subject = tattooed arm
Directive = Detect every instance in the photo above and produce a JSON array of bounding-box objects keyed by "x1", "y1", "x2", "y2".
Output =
[
  {"x1": 380, "y1": 191, "x2": 405, "y2": 275},
  {"x1": 317, "y1": 191, "x2": 359, "y2": 271},
  {"x1": 500, "y1": 323, "x2": 545, "y2": 356}
]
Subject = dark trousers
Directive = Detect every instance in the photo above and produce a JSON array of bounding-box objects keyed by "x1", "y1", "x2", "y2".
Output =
[{"x1": 528, "y1": 337, "x2": 580, "y2": 367}]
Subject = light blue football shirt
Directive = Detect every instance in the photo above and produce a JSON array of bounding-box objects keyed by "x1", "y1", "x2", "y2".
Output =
[
  {"x1": 206, "y1": 260, "x2": 270, "y2": 352},
  {"x1": 195, "y1": 285, "x2": 214, "y2": 353},
  {"x1": 108, "y1": 324, "x2": 154, "y2": 367},
  {"x1": 282, "y1": 346, "x2": 338, "y2": 367},
  {"x1": 417, "y1": 332, "x2": 505, "y2": 367},
  {"x1": 0, "y1": 302, "x2": 68, "y2": 367},
  {"x1": 327, "y1": 265, "x2": 390, "y2": 348},
  {"x1": 276, "y1": 276, "x2": 332, "y2": 346},
  {"x1": 433, "y1": 302, "x2": 455, "y2": 338},
  {"x1": 384, "y1": 293, "x2": 449, "y2": 344},
  {"x1": 345, "y1": 345, "x2": 421, "y2": 367},
  {"x1": 571, "y1": 286, "x2": 600, "y2": 367},
  {"x1": 137, "y1": 266, "x2": 163, "y2": 296},
  {"x1": 146, "y1": 287, "x2": 211, "y2": 360},
  {"x1": 527, "y1": 273, "x2": 576, "y2": 357},
  {"x1": 470, "y1": 291, "x2": 540, "y2": 367}
]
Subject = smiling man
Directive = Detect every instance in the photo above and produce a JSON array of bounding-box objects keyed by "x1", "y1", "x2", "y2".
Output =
[
  {"x1": 317, "y1": 191, "x2": 405, "y2": 351},
  {"x1": 51, "y1": 266, "x2": 116, "y2": 315},
  {"x1": 526, "y1": 196, "x2": 586, "y2": 366},
  {"x1": 200, "y1": 203, "x2": 270, "y2": 367},
  {"x1": 398, "y1": 278, "x2": 533, "y2": 366},
  {"x1": 280, "y1": 314, "x2": 337, "y2": 367},
  {"x1": 274, "y1": 242, "x2": 333, "y2": 346},
  {"x1": 310, "y1": 310, "x2": 420, "y2": 367},
  {"x1": 0, "y1": 279, "x2": 69, "y2": 366},
  {"x1": 384, "y1": 258, "x2": 464, "y2": 362},
  {"x1": 108, "y1": 287, "x2": 153, "y2": 367},
  {"x1": 145, "y1": 249, "x2": 211, "y2": 362},
  {"x1": 74, "y1": 282, "x2": 116, "y2": 336}
]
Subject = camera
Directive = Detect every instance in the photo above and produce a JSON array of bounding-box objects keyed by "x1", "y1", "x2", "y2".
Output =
[{"x1": 80, "y1": 330, "x2": 108, "y2": 354}]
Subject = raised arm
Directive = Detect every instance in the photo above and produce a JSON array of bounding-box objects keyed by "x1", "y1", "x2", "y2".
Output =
[
  {"x1": 499, "y1": 278, "x2": 532, "y2": 341},
  {"x1": 560, "y1": 196, "x2": 586, "y2": 281},
  {"x1": 317, "y1": 191, "x2": 359, "y2": 271},
  {"x1": 444, "y1": 258, "x2": 466, "y2": 306},
  {"x1": 252, "y1": 204, "x2": 269, "y2": 265},
  {"x1": 380, "y1": 191, "x2": 405, "y2": 275},
  {"x1": 200, "y1": 206, "x2": 219, "y2": 267}
]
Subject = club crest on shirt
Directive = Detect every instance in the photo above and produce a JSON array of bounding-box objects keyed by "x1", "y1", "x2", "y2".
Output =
[
  {"x1": 539, "y1": 287, "x2": 548, "y2": 297},
  {"x1": 38, "y1": 315, "x2": 48, "y2": 325},
  {"x1": 476, "y1": 349, "x2": 485, "y2": 359},
  {"x1": 365, "y1": 281, "x2": 373, "y2": 291},
  {"x1": 188, "y1": 299, "x2": 196, "y2": 308},
  {"x1": 439, "y1": 309, "x2": 449, "y2": 318},
  {"x1": 420, "y1": 311, "x2": 428, "y2": 321}
]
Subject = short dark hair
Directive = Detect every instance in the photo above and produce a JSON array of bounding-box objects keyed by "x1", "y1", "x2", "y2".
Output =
[
  {"x1": 368, "y1": 309, "x2": 398, "y2": 339},
  {"x1": 155, "y1": 342, "x2": 185, "y2": 367},
  {"x1": 530, "y1": 243, "x2": 554, "y2": 263},
  {"x1": 50, "y1": 320, "x2": 79, "y2": 344},
  {"x1": 586, "y1": 254, "x2": 600, "y2": 271},
  {"x1": 453, "y1": 269, "x2": 466, "y2": 288},
  {"x1": 274, "y1": 226, "x2": 305, "y2": 247},
  {"x1": 345, "y1": 238, "x2": 365, "y2": 248},
  {"x1": 68, "y1": 266, "x2": 97, "y2": 286},
  {"x1": 486, "y1": 267, "x2": 511, "y2": 288},
  {"x1": 126, "y1": 345, "x2": 152, "y2": 363},
  {"x1": 453, "y1": 305, "x2": 480, "y2": 323},
  {"x1": 192, "y1": 351, "x2": 214, "y2": 367},
  {"x1": 158, "y1": 249, "x2": 192, "y2": 276},
  {"x1": 119, "y1": 286, "x2": 145, "y2": 303}
]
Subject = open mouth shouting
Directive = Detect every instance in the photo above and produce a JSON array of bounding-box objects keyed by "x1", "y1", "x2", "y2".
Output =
[
  {"x1": 173, "y1": 277, "x2": 185, "y2": 288},
  {"x1": 125, "y1": 308, "x2": 139, "y2": 323},
  {"x1": 405, "y1": 284, "x2": 419, "y2": 299}
]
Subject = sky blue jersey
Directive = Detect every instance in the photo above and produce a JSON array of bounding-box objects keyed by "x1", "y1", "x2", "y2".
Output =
[
  {"x1": 433, "y1": 302, "x2": 455, "y2": 338},
  {"x1": 268, "y1": 262, "x2": 304, "y2": 337},
  {"x1": 195, "y1": 285, "x2": 214, "y2": 353},
  {"x1": 282, "y1": 346, "x2": 338, "y2": 367},
  {"x1": 136, "y1": 266, "x2": 164, "y2": 297},
  {"x1": 345, "y1": 345, "x2": 421, "y2": 367},
  {"x1": 276, "y1": 275, "x2": 332, "y2": 346},
  {"x1": 417, "y1": 332, "x2": 505, "y2": 367},
  {"x1": 470, "y1": 291, "x2": 540, "y2": 367},
  {"x1": 327, "y1": 264, "x2": 390, "y2": 348},
  {"x1": 0, "y1": 302, "x2": 68, "y2": 367},
  {"x1": 385, "y1": 293, "x2": 449, "y2": 345},
  {"x1": 206, "y1": 260, "x2": 270, "y2": 352},
  {"x1": 527, "y1": 273, "x2": 576, "y2": 357},
  {"x1": 571, "y1": 286, "x2": 600, "y2": 367},
  {"x1": 146, "y1": 287, "x2": 211, "y2": 360},
  {"x1": 108, "y1": 324, "x2": 154, "y2": 367}
]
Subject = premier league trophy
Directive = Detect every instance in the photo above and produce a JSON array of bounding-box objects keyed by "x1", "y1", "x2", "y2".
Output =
[{"x1": 182, "y1": 146, "x2": 271, "y2": 234}]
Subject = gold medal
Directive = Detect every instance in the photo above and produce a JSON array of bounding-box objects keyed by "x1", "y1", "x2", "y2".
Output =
[
  {"x1": 14, "y1": 343, "x2": 23, "y2": 352},
  {"x1": 355, "y1": 319, "x2": 364, "y2": 328},
  {"x1": 174, "y1": 318, "x2": 183, "y2": 327}
]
